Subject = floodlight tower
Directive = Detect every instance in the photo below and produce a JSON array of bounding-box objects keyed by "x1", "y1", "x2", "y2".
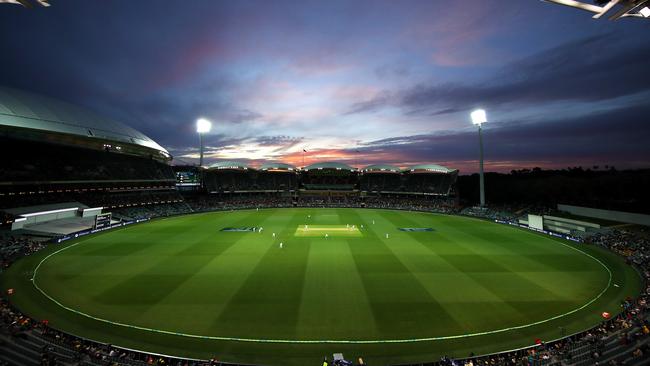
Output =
[
  {"x1": 196, "y1": 118, "x2": 212, "y2": 167},
  {"x1": 471, "y1": 109, "x2": 487, "y2": 207}
]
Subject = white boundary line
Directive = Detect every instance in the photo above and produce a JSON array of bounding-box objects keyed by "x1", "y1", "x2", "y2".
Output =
[{"x1": 31, "y1": 218, "x2": 613, "y2": 344}]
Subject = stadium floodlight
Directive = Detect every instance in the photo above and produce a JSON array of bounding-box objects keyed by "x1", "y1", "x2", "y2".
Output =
[
  {"x1": 196, "y1": 118, "x2": 212, "y2": 167},
  {"x1": 471, "y1": 109, "x2": 487, "y2": 125},
  {"x1": 471, "y1": 109, "x2": 487, "y2": 207},
  {"x1": 641, "y1": 6, "x2": 650, "y2": 17},
  {"x1": 196, "y1": 118, "x2": 212, "y2": 134}
]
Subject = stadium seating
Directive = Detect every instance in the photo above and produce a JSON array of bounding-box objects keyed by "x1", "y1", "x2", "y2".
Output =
[
  {"x1": 360, "y1": 173, "x2": 401, "y2": 192},
  {"x1": 197, "y1": 161, "x2": 459, "y2": 194},
  {"x1": 0, "y1": 137, "x2": 174, "y2": 185}
]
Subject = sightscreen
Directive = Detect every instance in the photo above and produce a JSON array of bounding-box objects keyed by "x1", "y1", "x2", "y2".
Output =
[{"x1": 528, "y1": 214, "x2": 544, "y2": 230}]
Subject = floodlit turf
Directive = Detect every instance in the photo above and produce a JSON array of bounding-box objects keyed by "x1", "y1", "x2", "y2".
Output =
[
  {"x1": 1, "y1": 208, "x2": 642, "y2": 366},
  {"x1": 294, "y1": 224, "x2": 363, "y2": 237}
]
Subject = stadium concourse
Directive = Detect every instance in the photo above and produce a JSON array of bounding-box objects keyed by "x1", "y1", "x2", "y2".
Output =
[{"x1": 0, "y1": 87, "x2": 649, "y2": 366}]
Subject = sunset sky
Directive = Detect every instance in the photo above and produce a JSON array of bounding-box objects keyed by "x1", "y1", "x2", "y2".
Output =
[{"x1": 1, "y1": 0, "x2": 649, "y2": 173}]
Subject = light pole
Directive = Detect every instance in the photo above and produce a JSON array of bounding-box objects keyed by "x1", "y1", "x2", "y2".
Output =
[
  {"x1": 196, "y1": 118, "x2": 212, "y2": 167},
  {"x1": 471, "y1": 109, "x2": 487, "y2": 207}
]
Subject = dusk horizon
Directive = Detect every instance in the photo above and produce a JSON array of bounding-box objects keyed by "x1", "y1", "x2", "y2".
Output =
[{"x1": 1, "y1": 0, "x2": 649, "y2": 173}]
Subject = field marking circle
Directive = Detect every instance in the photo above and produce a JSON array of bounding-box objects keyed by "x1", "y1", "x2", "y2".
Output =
[{"x1": 32, "y1": 216, "x2": 613, "y2": 344}]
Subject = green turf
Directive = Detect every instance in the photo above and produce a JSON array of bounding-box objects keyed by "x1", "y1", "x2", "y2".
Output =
[{"x1": 1, "y1": 208, "x2": 642, "y2": 366}]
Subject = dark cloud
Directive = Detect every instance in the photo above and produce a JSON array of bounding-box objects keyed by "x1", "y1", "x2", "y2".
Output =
[
  {"x1": 351, "y1": 102, "x2": 650, "y2": 171},
  {"x1": 0, "y1": 2, "x2": 250, "y2": 150},
  {"x1": 347, "y1": 34, "x2": 650, "y2": 115},
  {"x1": 404, "y1": 107, "x2": 465, "y2": 117},
  {"x1": 84, "y1": 91, "x2": 235, "y2": 150},
  {"x1": 343, "y1": 91, "x2": 392, "y2": 115},
  {"x1": 252, "y1": 135, "x2": 303, "y2": 147},
  {"x1": 405, "y1": 35, "x2": 650, "y2": 109},
  {"x1": 228, "y1": 109, "x2": 263, "y2": 124}
]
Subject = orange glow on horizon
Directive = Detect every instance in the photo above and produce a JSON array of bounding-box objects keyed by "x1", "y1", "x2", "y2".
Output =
[{"x1": 180, "y1": 147, "x2": 602, "y2": 174}]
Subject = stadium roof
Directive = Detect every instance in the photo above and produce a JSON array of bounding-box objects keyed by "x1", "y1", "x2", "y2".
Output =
[
  {"x1": 362, "y1": 164, "x2": 401, "y2": 173},
  {"x1": 304, "y1": 161, "x2": 355, "y2": 171},
  {"x1": 207, "y1": 161, "x2": 251, "y2": 170},
  {"x1": 405, "y1": 164, "x2": 457, "y2": 174},
  {"x1": 259, "y1": 162, "x2": 297, "y2": 171},
  {"x1": 0, "y1": 86, "x2": 170, "y2": 157}
]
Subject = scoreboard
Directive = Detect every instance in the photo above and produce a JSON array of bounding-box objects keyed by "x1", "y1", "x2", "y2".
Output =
[
  {"x1": 176, "y1": 171, "x2": 200, "y2": 186},
  {"x1": 95, "y1": 213, "x2": 112, "y2": 230}
]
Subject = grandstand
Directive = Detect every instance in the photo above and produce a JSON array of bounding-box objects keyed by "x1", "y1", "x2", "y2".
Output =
[
  {"x1": 402, "y1": 164, "x2": 458, "y2": 195},
  {"x1": 258, "y1": 162, "x2": 298, "y2": 192},
  {"x1": 203, "y1": 161, "x2": 255, "y2": 193},
  {"x1": 203, "y1": 161, "x2": 299, "y2": 194},
  {"x1": 360, "y1": 164, "x2": 401, "y2": 192},
  {"x1": 301, "y1": 161, "x2": 359, "y2": 191},
  {"x1": 201, "y1": 160, "x2": 458, "y2": 197},
  {"x1": 0, "y1": 87, "x2": 184, "y2": 234}
]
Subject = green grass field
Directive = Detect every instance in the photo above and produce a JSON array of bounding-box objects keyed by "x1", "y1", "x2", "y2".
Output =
[{"x1": 1, "y1": 208, "x2": 642, "y2": 366}]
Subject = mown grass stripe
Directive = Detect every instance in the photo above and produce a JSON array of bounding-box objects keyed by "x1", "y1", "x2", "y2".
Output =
[{"x1": 31, "y1": 209, "x2": 613, "y2": 344}]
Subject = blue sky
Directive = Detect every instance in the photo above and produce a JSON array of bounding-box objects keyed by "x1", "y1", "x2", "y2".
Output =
[{"x1": 0, "y1": 0, "x2": 649, "y2": 172}]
